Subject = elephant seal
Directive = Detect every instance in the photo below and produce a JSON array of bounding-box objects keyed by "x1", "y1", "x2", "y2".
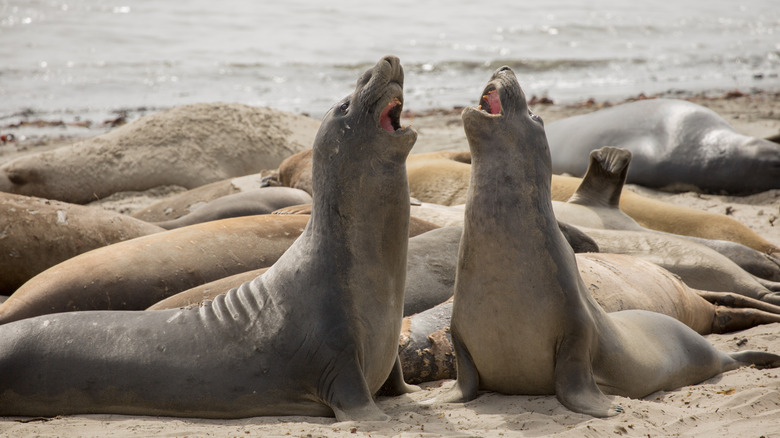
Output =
[
  {"x1": 151, "y1": 187, "x2": 313, "y2": 229},
  {"x1": 131, "y1": 172, "x2": 267, "y2": 223},
  {"x1": 0, "y1": 103, "x2": 319, "y2": 204},
  {"x1": 0, "y1": 55, "x2": 418, "y2": 419},
  {"x1": 545, "y1": 98, "x2": 780, "y2": 194},
  {"x1": 0, "y1": 193, "x2": 164, "y2": 294},
  {"x1": 439, "y1": 66, "x2": 780, "y2": 417},
  {"x1": 400, "y1": 252, "x2": 780, "y2": 385},
  {"x1": 0, "y1": 214, "x2": 308, "y2": 325},
  {"x1": 552, "y1": 146, "x2": 780, "y2": 282}
]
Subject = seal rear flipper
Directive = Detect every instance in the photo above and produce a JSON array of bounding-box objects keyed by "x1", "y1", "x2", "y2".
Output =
[
  {"x1": 273, "y1": 203, "x2": 312, "y2": 215},
  {"x1": 437, "y1": 326, "x2": 479, "y2": 403},
  {"x1": 568, "y1": 147, "x2": 632, "y2": 208},
  {"x1": 554, "y1": 337, "x2": 623, "y2": 417},
  {"x1": 727, "y1": 351, "x2": 780, "y2": 369}
]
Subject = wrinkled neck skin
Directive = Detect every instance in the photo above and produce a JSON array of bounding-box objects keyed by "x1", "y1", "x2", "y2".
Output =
[{"x1": 308, "y1": 139, "x2": 412, "y2": 291}]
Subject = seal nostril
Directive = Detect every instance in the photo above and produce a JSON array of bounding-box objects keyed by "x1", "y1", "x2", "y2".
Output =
[{"x1": 498, "y1": 66, "x2": 512, "y2": 73}]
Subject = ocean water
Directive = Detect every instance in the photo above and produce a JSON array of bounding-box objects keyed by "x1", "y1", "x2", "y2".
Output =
[{"x1": 1, "y1": 0, "x2": 779, "y2": 123}]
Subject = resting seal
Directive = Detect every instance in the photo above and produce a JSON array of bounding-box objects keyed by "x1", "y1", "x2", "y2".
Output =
[
  {"x1": 151, "y1": 187, "x2": 313, "y2": 229},
  {"x1": 131, "y1": 173, "x2": 268, "y2": 223},
  {"x1": 0, "y1": 214, "x2": 308, "y2": 325},
  {"x1": 0, "y1": 193, "x2": 163, "y2": 294},
  {"x1": 0, "y1": 103, "x2": 319, "y2": 204},
  {"x1": 440, "y1": 66, "x2": 780, "y2": 417},
  {"x1": 0, "y1": 55, "x2": 417, "y2": 419},
  {"x1": 545, "y1": 98, "x2": 780, "y2": 194},
  {"x1": 553, "y1": 146, "x2": 780, "y2": 282}
]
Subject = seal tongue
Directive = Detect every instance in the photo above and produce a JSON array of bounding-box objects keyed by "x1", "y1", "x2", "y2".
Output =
[
  {"x1": 380, "y1": 98, "x2": 401, "y2": 132},
  {"x1": 484, "y1": 89, "x2": 501, "y2": 115}
]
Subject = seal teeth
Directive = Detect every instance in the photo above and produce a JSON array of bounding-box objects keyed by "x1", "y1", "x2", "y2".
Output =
[
  {"x1": 479, "y1": 89, "x2": 501, "y2": 115},
  {"x1": 380, "y1": 97, "x2": 403, "y2": 132}
]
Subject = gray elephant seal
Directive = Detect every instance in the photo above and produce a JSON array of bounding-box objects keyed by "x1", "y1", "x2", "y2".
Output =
[
  {"x1": 440, "y1": 66, "x2": 780, "y2": 417},
  {"x1": 546, "y1": 98, "x2": 780, "y2": 194},
  {"x1": 0, "y1": 103, "x2": 319, "y2": 204},
  {"x1": 0, "y1": 193, "x2": 164, "y2": 294},
  {"x1": 0, "y1": 55, "x2": 418, "y2": 420},
  {"x1": 400, "y1": 251, "x2": 780, "y2": 385},
  {"x1": 152, "y1": 187, "x2": 313, "y2": 229}
]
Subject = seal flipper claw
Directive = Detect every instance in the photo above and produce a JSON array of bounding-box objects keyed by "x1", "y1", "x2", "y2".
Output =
[{"x1": 568, "y1": 146, "x2": 632, "y2": 208}]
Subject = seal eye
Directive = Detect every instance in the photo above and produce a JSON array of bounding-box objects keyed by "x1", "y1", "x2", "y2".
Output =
[
  {"x1": 340, "y1": 102, "x2": 350, "y2": 112},
  {"x1": 529, "y1": 110, "x2": 543, "y2": 125}
]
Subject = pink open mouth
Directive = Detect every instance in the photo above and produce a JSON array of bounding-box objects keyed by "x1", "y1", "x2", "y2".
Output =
[
  {"x1": 380, "y1": 97, "x2": 402, "y2": 132},
  {"x1": 479, "y1": 89, "x2": 501, "y2": 115}
]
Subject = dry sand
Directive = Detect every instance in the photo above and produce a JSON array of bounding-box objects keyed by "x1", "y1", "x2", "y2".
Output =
[{"x1": 0, "y1": 92, "x2": 779, "y2": 437}]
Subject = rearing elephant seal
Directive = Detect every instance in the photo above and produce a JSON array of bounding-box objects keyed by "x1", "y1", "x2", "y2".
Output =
[
  {"x1": 0, "y1": 55, "x2": 417, "y2": 420},
  {"x1": 440, "y1": 66, "x2": 780, "y2": 417},
  {"x1": 545, "y1": 98, "x2": 780, "y2": 194}
]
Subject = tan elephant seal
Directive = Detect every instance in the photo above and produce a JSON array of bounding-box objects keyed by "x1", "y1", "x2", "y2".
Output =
[
  {"x1": 440, "y1": 66, "x2": 780, "y2": 417},
  {"x1": 0, "y1": 214, "x2": 308, "y2": 325},
  {"x1": 550, "y1": 174, "x2": 779, "y2": 255},
  {"x1": 0, "y1": 193, "x2": 164, "y2": 294},
  {"x1": 553, "y1": 146, "x2": 780, "y2": 282},
  {"x1": 0, "y1": 103, "x2": 319, "y2": 204},
  {"x1": 0, "y1": 55, "x2": 418, "y2": 420}
]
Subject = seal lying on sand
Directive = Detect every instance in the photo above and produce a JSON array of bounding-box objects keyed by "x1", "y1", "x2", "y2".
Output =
[
  {"x1": 0, "y1": 103, "x2": 319, "y2": 204},
  {"x1": 130, "y1": 173, "x2": 278, "y2": 223},
  {"x1": 151, "y1": 187, "x2": 312, "y2": 229},
  {"x1": 545, "y1": 98, "x2": 780, "y2": 195},
  {"x1": 0, "y1": 193, "x2": 164, "y2": 295},
  {"x1": 148, "y1": 223, "x2": 597, "y2": 313},
  {"x1": 439, "y1": 66, "x2": 780, "y2": 417},
  {"x1": 0, "y1": 207, "x2": 438, "y2": 325},
  {"x1": 0, "y1": 214, "x2": 308, "y2": 325},
  {"x1": 0, "y1": 55, "x2": 418, "y2": 420},
  {"x1": 266, "y1": 146, "x2": 778, "y2": 255},
  {"x1": 553, "y1": 146, "x2": 780, "y2": 282}
]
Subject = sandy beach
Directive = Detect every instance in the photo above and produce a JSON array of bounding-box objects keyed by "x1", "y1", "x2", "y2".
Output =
[{"x1": 0, "y1": 92, "x2": 778, "y2": 437}]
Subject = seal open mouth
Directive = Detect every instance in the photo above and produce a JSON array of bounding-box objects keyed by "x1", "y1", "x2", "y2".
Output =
[
  {"x1": 380, "y1": 97, "x2": 404, "y2": 132},
  {"x1": 478, "y1": 87, "x2": 502, "y2": 115}
]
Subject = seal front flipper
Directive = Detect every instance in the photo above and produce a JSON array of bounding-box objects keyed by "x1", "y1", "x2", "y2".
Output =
[
  {"x1": 554, "y1": 335, "x2": 623, "y2": 418},
  {"x1": 325, "y1": 357, "x2": 390, "y2": 422},
  {"x1": 437, "y1": 326, "x2": 479, "y2": 403},
  {"x1": 380, "y1": 356, "x2": 421, "y2": 395}
]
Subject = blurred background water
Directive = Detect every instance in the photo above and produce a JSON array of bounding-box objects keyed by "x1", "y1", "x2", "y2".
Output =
[{"x1": 1, "y1": 0, "x2": 778, "y2": 123}]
